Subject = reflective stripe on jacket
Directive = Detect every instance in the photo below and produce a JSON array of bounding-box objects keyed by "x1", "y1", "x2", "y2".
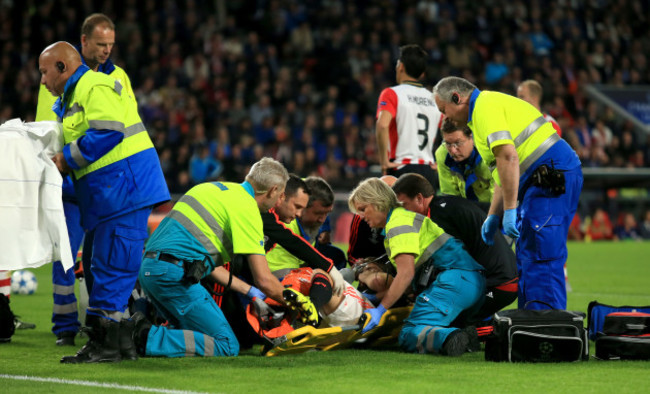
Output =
[
  {"x1": 467, "y1": 90, "x2": 559, "y2": 185},
  {"x1": 62, "y1": 70, "x2": 152, "y2": 179}
]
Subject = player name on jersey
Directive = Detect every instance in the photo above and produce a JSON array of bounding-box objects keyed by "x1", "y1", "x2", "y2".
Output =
[{"x1": 406, "y1": 95, "x2": 435, "y2": 106}]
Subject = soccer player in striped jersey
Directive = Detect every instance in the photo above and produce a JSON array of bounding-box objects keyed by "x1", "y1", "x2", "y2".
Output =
[{"x1": 376, "y1": 44, "x2": 443, "y2": 187}]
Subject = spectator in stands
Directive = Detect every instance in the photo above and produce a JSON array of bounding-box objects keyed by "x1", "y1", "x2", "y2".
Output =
[
  {"x1": 591, "y1": 119, "x2": 613, "y2": 149},
  {"x1": 640, "y1": 210, "x2": 650, "y2": 240},
  {"x1": 189, "y1": 145, "x2": 222, "y2": 184},
  {"x1": 484, "y1": 52, "x2": 509, "y2": 85},
  {"x1": 614, "y1": 212, "x2": 642, "y2": 241},
  {"x1": 586, "y1": 208, "x2": 615, "y2": 241},
  {"x1": 619, "y1": 130, "x2": 637, "y2": 162},
  {"x1": 2, "y1": 0, "x2": 650, "y2": 193},
  {"x1": 567, "y1": 213, "x2": 584, "y2": 241}
]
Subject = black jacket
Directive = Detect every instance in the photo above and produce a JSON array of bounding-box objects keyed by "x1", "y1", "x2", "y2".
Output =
[
  {"x1": 347, "y1": 214, "x2": 386, "y2": 265},
  {"x1": 261, "y1": 210, "x2": 334, "y2": 273},
  {"x1": 428, "y1": 196, "x2": 518, "y2": 287}
]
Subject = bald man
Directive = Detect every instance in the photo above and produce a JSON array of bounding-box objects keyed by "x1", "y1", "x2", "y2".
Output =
[
  {"x1": 347, "y1": 175, "x2": 397, "y2": 266},
  {"x1": 37, "y1": 13, "x2": 136, "y2": 121},
  {"x1": 516, "y1": 80, "x2": 562, "y2": 137},
  {"x1": 39, "y1": 42, "x2": 170, "y2": 364},
  {"x1": 380, "y1": 175, "x2": 397, "y2": 187},
  {"x1": 36, "y1": 14, "x2": 139, "y2": 348}
]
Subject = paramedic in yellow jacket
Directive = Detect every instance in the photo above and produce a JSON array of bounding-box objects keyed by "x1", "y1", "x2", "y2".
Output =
[
  {"x1": 349, "y1": 178, "x2": 485, "y2": 356},
  {"x1": 137, "y1": 158, "x2": 300, "y2": 358},
  {"x1": 39, "y1": 41, "x2": 169, "y2": 363},
  {"x1": 36, "y1": 13, "x2": 136, "y2": 348},
  {"x1": 434, "y1": 118, "x2": 494, "y2": 205},
  {"x1": 433, "y1": 76, "x2": 582, "y2": 311},
  {"x1": 36, "y1": 13, "x2": 136, "y2": 122}
]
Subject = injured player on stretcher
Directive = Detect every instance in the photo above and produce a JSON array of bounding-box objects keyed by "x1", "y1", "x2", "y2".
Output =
[{"x1": 244, "y1": 257, "x2": 403, "y2": 337}]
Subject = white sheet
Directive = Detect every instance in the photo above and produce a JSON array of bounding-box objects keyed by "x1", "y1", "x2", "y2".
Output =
[{"x1": 0, "y1": 119, "x2": 73, "y2": 271}]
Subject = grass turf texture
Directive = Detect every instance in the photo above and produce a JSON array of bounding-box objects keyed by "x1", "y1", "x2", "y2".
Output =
[{"x1": 2, "y1": 241, "x2": 649, "y2": 393}]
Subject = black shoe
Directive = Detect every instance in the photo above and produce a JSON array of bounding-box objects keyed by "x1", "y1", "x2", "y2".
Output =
[
  {"x1": 440, "y1": 329, "x2": 470, "y2": 357},
  {"x1": 119, "y1": 317, "x2": 138, "y2": 361},
  {"x1": 14, "y1": 317, "x2": 36, "y2": 330},
  {"x1": 56, "y1": 331, "x2": 76, "y2": 346},
  {"x1": 282, "y1": 288, "x2": 319, "y2": 327},
  {"x1": 131, "y1": 312, "x2": 152, "y2": 356},
  {"x1": 60, "y1": 341, "x2": 98, "y2": 363},
  {"x1": 61, "y1": 341, "x2": 121, "y2": 364},
  {"x1": 0, "y1": 294, "x2": 15, "y2": 342},
  {"x1": 61, "y1": 318, "x2": 121, "y2": 364},
  {"x1": 464, "y1": 326, "x2": 480, "y2": 352}
]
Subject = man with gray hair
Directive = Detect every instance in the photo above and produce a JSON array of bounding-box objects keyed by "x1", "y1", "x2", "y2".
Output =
[
  {"x1": 131, "y1": 157, "x2": 309, "y2": 358},
  {"x1": 432, "y1": 76, "x2": 582, "y2": 311}
]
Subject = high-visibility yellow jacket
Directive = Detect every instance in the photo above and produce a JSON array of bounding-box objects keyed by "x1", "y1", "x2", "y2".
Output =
[
  {"x1": 36, "y1": 53, "x2": 137, "y2": 202},
  {"x1": 145, "y1": 182, "x2": 265, "y2": 274},
  {"x1": 57, "y1": 65, "x2": 168, "y2": 229},
  {"x1": 467, "y1": 90, "x2": 561, "y2": 186},
  {"x1": 435, "y1": 144, "x2": 493, "y2": 202},
  {"x1": 384, "y1": 207, "x2": 482, "y2": 272}
]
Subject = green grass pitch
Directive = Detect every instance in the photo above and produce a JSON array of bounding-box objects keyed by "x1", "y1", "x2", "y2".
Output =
[{"x1": 2, "y1": 241, "x2": 649, "y2": 393}]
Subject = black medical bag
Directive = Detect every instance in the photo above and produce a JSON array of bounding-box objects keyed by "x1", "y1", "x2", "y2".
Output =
[{"x1": 485, "y1": 301, "x2": 588, "y2": 362}]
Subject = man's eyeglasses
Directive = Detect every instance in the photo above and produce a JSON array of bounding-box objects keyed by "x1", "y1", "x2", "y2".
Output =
[{"x1": 444, "y1": 139, "x2": 467, "y2": 149}]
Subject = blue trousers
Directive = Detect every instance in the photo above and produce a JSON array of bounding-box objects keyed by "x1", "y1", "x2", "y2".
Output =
[
  {"x1": 85, "y1": 207, "x2": 150, "y2": 320},
  {"x1": 139, "y1": 257, "x2": 239, "y2": 357},
  {"x1": 399, "y1": 269, "x2": 485, "y2": 354},
  {"x1": 516, "y1": 166, "x2": 583, "y2": 310},
  {"x1": 51, "y1": 201, "x2": 84, "y2": 335}
]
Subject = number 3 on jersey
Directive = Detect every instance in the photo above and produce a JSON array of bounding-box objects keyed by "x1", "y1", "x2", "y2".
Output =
[{"x1": 417, "y1": 113, "x2": 429, "y2": 150}]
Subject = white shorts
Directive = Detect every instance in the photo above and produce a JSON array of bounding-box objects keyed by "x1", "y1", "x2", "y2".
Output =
[{"x1": 321, "y1": 282, "x2": 375, "y2": 327}]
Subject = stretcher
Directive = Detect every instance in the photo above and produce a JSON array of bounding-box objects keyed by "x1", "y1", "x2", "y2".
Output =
[{"x1": 262, "y1": 306, "x2": 412, "y2": 357}]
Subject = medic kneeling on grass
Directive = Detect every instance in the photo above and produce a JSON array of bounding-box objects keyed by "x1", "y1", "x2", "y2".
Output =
[{"x1": 348, "y1": 178, "x2": 486, "y2": 357}]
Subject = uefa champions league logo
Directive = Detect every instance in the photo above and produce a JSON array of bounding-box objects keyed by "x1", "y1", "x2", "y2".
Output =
[{"x1": 539, "y1": 341, "x2": 554, "y2": 360}]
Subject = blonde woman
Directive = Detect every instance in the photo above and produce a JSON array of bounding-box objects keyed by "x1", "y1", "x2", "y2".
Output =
[{"x1": 348, "y1": 178, "x2": 485, "y2": 356}]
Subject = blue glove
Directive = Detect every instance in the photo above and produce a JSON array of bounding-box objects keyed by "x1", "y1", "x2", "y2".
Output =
[
  {"x1": 361, "y1": 304, "x2": 387, "y2": 334},
  {"x1": 502, "y1": 208, "x2": 520, "y2": 239},
  {"x1": 247, "y1": 286, "x2": 266, "y2": 301},
  {"x1": 481, "y1": 214, "x2": 500, "y2": 245},
  {"x1": 361, "y1": 291, "x2": 379, "y2": 306}
]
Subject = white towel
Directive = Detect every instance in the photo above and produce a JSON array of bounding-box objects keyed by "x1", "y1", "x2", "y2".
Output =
[{"x1": 0, "y1": 119, "x2": 73, "y2": 271}]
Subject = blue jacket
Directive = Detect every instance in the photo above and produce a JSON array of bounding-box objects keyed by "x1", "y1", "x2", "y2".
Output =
[{"x1": 59, "y1": 66, "x2": 169, "y2": 230}]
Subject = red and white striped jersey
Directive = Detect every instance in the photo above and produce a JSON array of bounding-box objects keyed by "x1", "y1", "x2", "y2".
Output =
[
  {"x1": 544, "y1": 113, "x2": 562, "y2": 137},
  {"x1": 377, "y1": 82, "x2": 443, "y2": 167}
]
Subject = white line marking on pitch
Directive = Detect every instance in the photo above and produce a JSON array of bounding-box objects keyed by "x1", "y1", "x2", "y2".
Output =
[{"x1": 0, "y1": 374, "x2": 212, "y2": 394}]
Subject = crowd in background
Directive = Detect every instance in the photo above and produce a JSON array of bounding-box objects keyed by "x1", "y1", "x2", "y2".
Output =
[
  {"x1": 1, "y1": 0, "x2": 649, "y2": 236},
  {"x1": 569, "y1": 207, "x2": 650, "y2": 242}
]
